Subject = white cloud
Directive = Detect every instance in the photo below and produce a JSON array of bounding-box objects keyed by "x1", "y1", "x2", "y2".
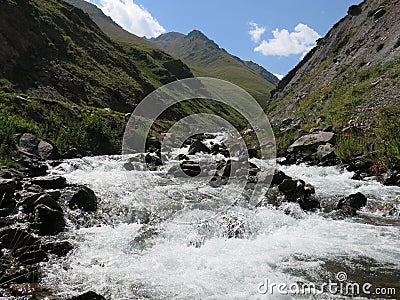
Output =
[
  {"x1": 248, "y1": 22, "x2": 266, "y2": 43},
  {"x1": 87, "y1": 0, "x2": 166, "y2": 38},
  {"x1": 254, "y1": 23, "x2": 321, "y2": 57},
  {"x1": 273, "y1": 73, "x2": 284, "y2": 80}
]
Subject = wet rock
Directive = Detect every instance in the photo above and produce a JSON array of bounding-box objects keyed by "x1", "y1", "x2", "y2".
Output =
[
  {"x1": 69, "y1": 291, "x2": 106, "y2": 300},
  {"x1": 0, "y1": 227, "x2": 39, "y2": 249},
  {"x1": 68, "y1": 186, "x2": 97, "y2": 211},
  {"x1": 33, "y1": 203, "x2": 65, "y2": 235},
  {"x1": 31, "y1": 176, "x2": 66, "y2": 189},
  {"x1": 0, "y1": 178, "x2": 17, "y2": 193},
  {"x1": 380, "y1": 170, "x2": 400, "y2": 186},
  {"x1": 257, "y1": 169, "x2": 292, "y2": 186},
  {"x1": 178, "y1": 154, "x2": 189, "y2": 161},
  {"x1": 278, "y1": 179, "x2": 320, "y2": 211},
  {"x1": 123, "y1": 161, "x2": 135, "y2": 171},
  {"x1": 20, "y1": 159, "x2": 48, "y2": 177},
  {"x1": 180, "y1": 161, "x2": 201, "y2": 177},
  {"x1": 25, "y1": 184, "x2": 44, "y2": 193},
  {"x1": 188, "y1": 140, "x2": 211, "y2": 155},
  {"x1": 42, "y1": 241, "x2": 73, "y2": 257},
  {"x1": 145, "y1": 153, "x2": 162, "y2": 170},
  {"x1": 16, "y1": 249, "x2": 48, "y2": 264},
  {"x1": 248, "y1": 148, "x2": 259, "y2": 159},
  {"x1": 336, "y1": 192, "x2": 367, "y2": 215},
  {"x1": 19, "y1": 133, "x2": 40, "y2": 155},
  {"x1": 62, "y1": 147, "x2": 82, "y2": 159},
  {"x1": 346, "y1": 157, "x2": 373, "y2": 173},
  {"x1": 37, "y1": 140, "x2": 59, "y2": 160}
]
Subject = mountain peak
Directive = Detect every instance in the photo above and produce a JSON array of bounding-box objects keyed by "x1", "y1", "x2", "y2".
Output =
[{"x1": 187, "y1": 30, "x2": 209, "y2": 40}]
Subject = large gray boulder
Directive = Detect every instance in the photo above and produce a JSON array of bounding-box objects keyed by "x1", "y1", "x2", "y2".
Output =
[{"x1": 288, "y1": 132, "x2": 335, "y2": 153}]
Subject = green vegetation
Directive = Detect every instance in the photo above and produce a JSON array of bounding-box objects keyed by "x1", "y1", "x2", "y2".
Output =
[
  {"x1": 152, "y1": 31, "x2": 277, "y2": 107},
  {"x1": 270, "y1": 56, "x2": 400, "y2": 167},
  {"x1": 0, "y1": 91, "x2": 126, "y2": 162}
]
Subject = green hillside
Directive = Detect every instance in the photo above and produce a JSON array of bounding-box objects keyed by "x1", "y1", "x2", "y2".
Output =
[
  {"x1": 268, "y1": 0, "x2": 399, "y2": 167},
  {"x1": 151, "y1": 30, "x2": 278, "y2": 107}
]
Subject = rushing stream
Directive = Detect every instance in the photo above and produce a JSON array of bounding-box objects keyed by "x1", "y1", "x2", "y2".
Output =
[{"x1": 42, "y1": 149, "x2": 400, "y2": 299}]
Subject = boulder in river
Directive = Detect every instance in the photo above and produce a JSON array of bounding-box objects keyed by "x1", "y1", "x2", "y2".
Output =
[
  {"x1": 278, "y1": 179, "x2": 320, "y2": 211},
  {"x1": 31, "y1": 176, "x2": 67, "y2": 189},
  {"x1": 336, "y1": 192, "x2": 367, "y2": 216},
  {"x1": 33, "y1": 203, "x2": 65, "y2": 235},
  {"x1": 68, "y1": 186, "x2": 98, "y2": 212},
  {"x1": 69, "y1": 291, "x2": 106, "y2": 300},
  {"x1": 188, "y1": 140, "x2": 211, "y2": 155}
]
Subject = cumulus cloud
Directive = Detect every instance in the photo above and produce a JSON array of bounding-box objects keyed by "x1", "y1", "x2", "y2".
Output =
[
  {"x1": 87, "y1": 0, "x2": 166, "y2": 38},
  {"x1": 254, "y1": 23, "x2": 321, "y2": 56},
  {"x1": 248, "y1": 22, "x2": 266, "y2": 43}
]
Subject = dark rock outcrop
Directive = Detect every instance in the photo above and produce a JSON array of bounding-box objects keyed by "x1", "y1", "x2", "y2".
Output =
[
  {"x1": 68, "y1": 186, "x2": 97, "y2": 211},
  {"x1": 31, "y1": 176, "x2": 67, "y2": 189},
  {"x1": 336, "y1": 192, "x2": 367, "y2": 216},
  {"x1": 188, "y1": 140, "x2": 211, "y2": 155},
  {"x1": 69, "y1": 291, "x2": 106, "y2": 300},
  {"x1": 278, "y1": 179, "x2": 320, "y2": 211}
]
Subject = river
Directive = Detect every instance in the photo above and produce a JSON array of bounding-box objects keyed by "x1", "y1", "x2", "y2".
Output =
[{"x1": 42, "y1": 149, "x2": 400, "y2": 299}]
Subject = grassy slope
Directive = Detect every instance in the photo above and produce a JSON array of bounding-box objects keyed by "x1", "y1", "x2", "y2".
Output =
[
  {"x1": 152, "y1": 31, "x2": 277, "y2": 107},
  {"x1": 268, "y1": 0, "x2": 399, "y2": 167},
  {"x1": 64, "y1": 0, "x2": 154, "y2": 48}
]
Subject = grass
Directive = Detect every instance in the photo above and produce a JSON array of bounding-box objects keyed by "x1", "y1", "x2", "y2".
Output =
[
  {"x1": 0, "y1": 91, "x2": 126, "y2": 162},
  {"x1": 269, "y1": 52, "x2": 400, "y2": 167}
]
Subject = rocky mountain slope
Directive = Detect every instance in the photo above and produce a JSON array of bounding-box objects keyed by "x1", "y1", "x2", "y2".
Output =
[
  {"x1": 268, "y1": 0, "x2": 399, "y2": 167},
  {"x1": 0, "y1": 0, "x2": 195, "y2": 161},
  {"x1": 64, "y1": 0, "x2": 154, "y2": 47},
  {"x1": 0, "y1": 0, "x2": 192, "y2": 112},
  {"x1": 151, "y1": 30, "x2": 278, "y2": 106}
]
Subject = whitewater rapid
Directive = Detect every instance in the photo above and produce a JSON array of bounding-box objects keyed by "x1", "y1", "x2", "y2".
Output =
[{"x1": 43, "y1": 155, "x2": 400, "y2": 299}]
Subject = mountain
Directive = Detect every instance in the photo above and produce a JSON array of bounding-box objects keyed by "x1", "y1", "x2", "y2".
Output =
[
  {"x1": 268, "y1": 0, "x2": 399, "y2": 166},
  {"x1": 151, "y1": 30, "x2": 278, "y2": 106},
  {"x1": 0, "y1": 0, "x2": 194, "y2": 160},
  {"x1": 0, "y1": 0, "x2": 195, "y2": 113},
  {"x1": 64, "y1": 0, "x2": 153, "y2": 48}
]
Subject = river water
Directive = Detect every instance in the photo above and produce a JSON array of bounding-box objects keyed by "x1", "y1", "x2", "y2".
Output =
[{"x1": 42, "y1": 151, "x2": 400, "y2": 299}]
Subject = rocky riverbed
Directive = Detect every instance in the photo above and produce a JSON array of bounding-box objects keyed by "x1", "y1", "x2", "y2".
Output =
[{"x1": 1, "y1": 132, "x2": 399, "y2": 299}]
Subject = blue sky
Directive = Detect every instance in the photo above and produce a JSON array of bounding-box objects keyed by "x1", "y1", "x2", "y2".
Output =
[{"x1": 87, "y1": 0, "x2": 361, "y2": 78}]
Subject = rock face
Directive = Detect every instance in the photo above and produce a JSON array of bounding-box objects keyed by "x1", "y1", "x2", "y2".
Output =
[{"x1": 268, "y1": 0, "x2": 399, "y2": 158}]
